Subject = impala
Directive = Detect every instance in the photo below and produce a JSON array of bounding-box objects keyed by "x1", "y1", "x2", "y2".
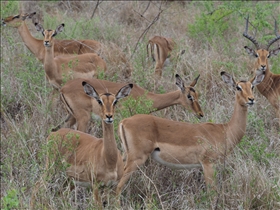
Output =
[
  {"x1": 1, "y1": 12, "x2": 101, "y2": 63},
  {"x1": 35, "y1": 23, "x2": 107, "y2": 90},
  {"x1": 243, "y1": 16, "x2": 280, "y2": 126},
  {"x1": 53, "y1": 74, "x2": 204, "y2": 133},
  {"x1": 147, "y1": 36, "x2": 184, "y2": 78},
  {"x1": 115, "y1": 71, "x2": 265, "y2": 196},
  {"x1": 30, "y1": 82, "x2": 133, "y2": 208}
]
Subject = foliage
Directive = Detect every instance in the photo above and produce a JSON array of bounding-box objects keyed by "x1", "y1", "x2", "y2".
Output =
[
  {"x1": 120, "y1": 94, "x2": 155, "y2": 118},
  {"x1": 0, "y1": 1, "x2": 19, "y2": 17},
  {"x1": 1, "y1": 188, "x2": 20, "y2": 210},
  {"x1": 188, "y1": 1, "x2": 280, "y2": 45}
]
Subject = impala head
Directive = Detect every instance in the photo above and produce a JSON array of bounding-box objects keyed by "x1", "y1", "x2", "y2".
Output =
[
  {"x1": 243, "y1": 15, "x2": 280, "y2": 75},
  {"x1": 35, "y1": 23, "x2": 65, "y2": 47},
  {"x1": 83, "y1": 82, "x2": 133, "y2": 124},
  {"x1": 1, "y1": 12, "x2": 36, "y2": 27},
  {"x1": 221, "y1": 71, "x2": 265, "y2": 107},
  {"x1": 175, "y1": 74, "x2": 204, "y2": 118}
]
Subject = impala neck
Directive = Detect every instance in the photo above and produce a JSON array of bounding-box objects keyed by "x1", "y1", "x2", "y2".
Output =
[
  {"x1": 256, "y1": 69, "x2": 273, "y2": 97},
  {"x1": 226, "y1": 95, "x2": 248, "y2": 149},
  {"x1": 18, "y1": 22, "x2": 44, "y2": 62},
  {"x1": 147, "y1": 90, "x2": 181, "y2": 111},
  {"x1": 102, "y1": 121, "x2": 118, "y2": 168},
  {"x1": 44, "y1": 43, "x2": 57, "y2": 77}
]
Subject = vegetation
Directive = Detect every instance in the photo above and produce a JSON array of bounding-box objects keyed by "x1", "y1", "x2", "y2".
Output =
[{"x1": 1, "y1": 1, "x2": 279, "y2": 209}]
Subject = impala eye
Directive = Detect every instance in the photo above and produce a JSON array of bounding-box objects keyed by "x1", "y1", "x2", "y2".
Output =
[
  {"x1": 97, "y1": 100, "x2": 103, "y2": 105},
  {"x1": 236, "y1": 85, "x2": 242, "y2": 91},
  {"x1": 113, "y1": 100, "x2": 118, "y2": 106},
  {"x1": 187, "y1": 94, "x2": 193, "y2": 101}
]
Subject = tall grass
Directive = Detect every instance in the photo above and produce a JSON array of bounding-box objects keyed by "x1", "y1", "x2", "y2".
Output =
[{"x1": 1, "y1": 1, "x2": 279, "y2": 209}]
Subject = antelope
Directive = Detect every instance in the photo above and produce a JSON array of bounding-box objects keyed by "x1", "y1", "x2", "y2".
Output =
[
  {"x1": 115, "y1": 71, "x2": 265, "y2": 197},
  {"x1": 53, "y1": 74, "x2": 204, "y2": 133},
  {"x1": 147, "y1": 36, "x2": 184, "y2": 78},
  {"x1": 30, "y1": 82, "x2": 133, "y2": 208},
  {"x1": 1, "y1": 12, "x2": 101, "y2": 63},
  {"x1": 243, "y1": 16, "x2": 280, "y2": 126},
  {"x1": 35, "y1": 23, "x2": 107, "y2": 90}
]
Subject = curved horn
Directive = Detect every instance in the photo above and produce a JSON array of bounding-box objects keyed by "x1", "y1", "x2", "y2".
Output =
[
  {"x1": 266, "y1": 18, "x2": 280, "y2": 50},
  {"x1": 243, "y1": 15, "x2": 260, "y2": 50}
]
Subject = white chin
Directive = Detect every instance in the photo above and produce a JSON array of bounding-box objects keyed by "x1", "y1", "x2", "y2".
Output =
[
  {"x1": 256, "y1": 69, "x2": 265, "y2": 74},
  {"x1": 105, "y1": 120, "x2": 113, "y2": 124}
]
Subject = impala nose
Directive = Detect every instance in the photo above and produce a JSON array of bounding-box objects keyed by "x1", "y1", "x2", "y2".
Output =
[
  {"x1": 1, "y1": 19, "x2": 6, "y2": 26},
  {"x1": 44, "y1": 41, "x2": 50, "y2": 46},
  {"x1": 248, "y1": 97, "x2": 254, "y2": 105},
  {"x1": 105, "y1": 115, "x2": 113, "y2": 123},
  {"x1": 261, "y1": 65, "x2": 266, "y2": 70},
  {"x1": 197, "y1": 112, "x2": 204, "y2": 119}
]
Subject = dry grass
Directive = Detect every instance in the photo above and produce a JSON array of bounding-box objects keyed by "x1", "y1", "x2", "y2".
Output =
[{"x1": 1, "y1": 1, "x2": 280, "y2": 209}]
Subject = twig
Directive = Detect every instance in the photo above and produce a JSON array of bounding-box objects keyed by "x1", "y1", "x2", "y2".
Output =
[
  {"x1": 142, "y1": 0, "x2": 151, "y2": 16},
  {"x1": 130, "y1": 2, "x2": 164, "y2": 60},
  {"x1": 91, "y1": 0, "x2": 102, "y2": 19},
  {"x1": 133, "y1": 9, "x2": 151, "y2": 23},
  {"x1": 137, "y1": 165, "x2": 165, "y2": 210}
]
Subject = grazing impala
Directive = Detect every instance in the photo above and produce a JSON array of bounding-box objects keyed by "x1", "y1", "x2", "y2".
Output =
[
  {"x1": 115, "y1": 72, "x2": 265, "y2": 197},
  {"x1": 1, "y1": 12, "x2": 101, "y2": 63},
  {"x1": 54, "y1": 74, "x2": 204, "y2": 133},
  {"x1": 30, "y1": 82, "x2": 133, "y2": 208},
  {"x1": 35, "y1": 23, "x2": 106, "y2": 90},
  {"x1": 147, "y1": 36, "x2": 184, "y2": 78},
  {"x1": 243, "y1": 16, "x2": 280, "y2": 126}
]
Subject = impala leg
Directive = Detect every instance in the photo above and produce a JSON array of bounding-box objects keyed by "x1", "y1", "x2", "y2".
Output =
[
  {"x1": 154, "y1": 66, "x2": 163, "y2": 78},
  {"x1": 30, "y1": 179, "x2": 43, "y2": 210},
  {"x1": 49, "y1": 89, "x2": 60, "y2": 112},
  {"x1": 75, "y1": 111, "x2": 91, "y2": 133},
  {"x1": 93, "y1": 182, "x2": 103, "y2": 209},
  {"x1": 277, "y1": 107, "x2": 280, "y2": 129},
  {"x1": 65, "y1": 115, "x2": 77, "y2": 128},
  {"x1": 116, "y1": 155, "x2": 149, "y2": 197},
  {"x1": 30, "y1": 156, "x2": 50, "y2": 210},
  {"x1": 202, "y1": 162, "x2": 216, "y2": 191},
  {"x1": 51, "y1": 114, "x2": 76, "y2": 132}
]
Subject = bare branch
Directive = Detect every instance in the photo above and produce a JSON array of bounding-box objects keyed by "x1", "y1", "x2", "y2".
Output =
[
  {"x1": 91, "y1": 0, "x2": 102, "y2": 19},
  {"x1": 142, "y1": 0, "x2": 151, "y2": 16},
  {"x1": 130, "y1": 2, "x2": 164, "y2": 60}
]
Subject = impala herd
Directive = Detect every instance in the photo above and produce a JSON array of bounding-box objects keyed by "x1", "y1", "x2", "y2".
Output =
[{"x1": 2, "y1": 12, "x2": 280, "y2": 208}]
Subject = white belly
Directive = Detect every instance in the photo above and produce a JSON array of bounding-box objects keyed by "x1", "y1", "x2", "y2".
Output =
[{"x1": 151, "y1": 149, "x2": 202, "y2": 170}]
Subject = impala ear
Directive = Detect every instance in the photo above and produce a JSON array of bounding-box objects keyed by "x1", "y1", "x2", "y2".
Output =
[
  {"x1": 27, "y1": 12, "x2": 36, "y2": 19},
  {"x1": 12, "y1": 15, "x2": 20, "y2": 20},
  {"x1": 55, "y1": 23, "x2": 65, "y2": 33},
  {"x1": 82, "y1": 81, "x2": 101, "y2": 102},
  {"x1": 221, "y1": 71, "x2": 236, "y2": 88},
  {"x1": 268, "y1": 46, "x2": 280, "y2": 58},
  {"x1": 34, "y1": 22, "x2": 44, "y2": 36},
  {"x1": 115, "y1": 84, "x2": 133, "y2": 101},
  {"x1": 53, "y1": 23, "x2": 64, "y2": 37},
  {"x1": 190, "y1": 74, "x2": 200, "y2": 87},
  {"x1": 251, "y1": 73, "x2": 265, "y2": 86},
  {"x1": 175, "y1": 74, "x2": 185, "y2": 92},
  {"x1": 244, "y1": 46, "x2": 258, "y2": 57}
]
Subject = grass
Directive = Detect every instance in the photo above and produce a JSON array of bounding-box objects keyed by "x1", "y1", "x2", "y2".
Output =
[{"x1": 1, "y1": 1, "x2": 280, "y2": 209}]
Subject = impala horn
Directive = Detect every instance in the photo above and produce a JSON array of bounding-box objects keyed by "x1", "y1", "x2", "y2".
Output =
[
  {"x1": 266, "y1": 17, "x2": 280, "y2": 50},
  {"x1": 243, "y1": 15, "x2": 260, "y2": 50}
]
